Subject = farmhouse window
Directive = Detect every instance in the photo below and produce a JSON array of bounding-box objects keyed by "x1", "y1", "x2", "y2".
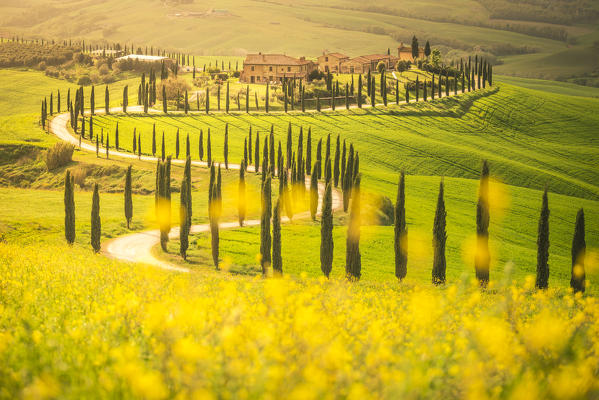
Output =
[
  {"x1": 269, "y1": 66, "x2": 273, "y2": 71},
  {"x1": 251, "y1": 66, "x2": 254, "y2": 71}
]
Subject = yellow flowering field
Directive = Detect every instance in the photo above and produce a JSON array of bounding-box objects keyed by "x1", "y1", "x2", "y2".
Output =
[{"x1": 1, "y1": 242, "x2": 598, "y2": 400}]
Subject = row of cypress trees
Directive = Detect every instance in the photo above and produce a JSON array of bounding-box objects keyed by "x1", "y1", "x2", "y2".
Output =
[{"x1": 63, "y1": 170, "x2": 101, "y2": 252}]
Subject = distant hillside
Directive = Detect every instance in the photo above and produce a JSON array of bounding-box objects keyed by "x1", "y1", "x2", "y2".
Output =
[{"x1": 0, "y1": 0, "x2": 598, "y2": 85}]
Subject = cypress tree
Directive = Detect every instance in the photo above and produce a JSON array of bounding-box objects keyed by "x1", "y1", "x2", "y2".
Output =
[
  {"x1": 432, "y1": 180, "x2": 447, "y2": 285},
  {"x1": 571, "y1": 209, "x2": 586, "y2": 293},
  {"x1": 91, "y1": 183, "x2": 101, "y2": 253},
  {"x1": 224, "y1": 124, "x2": 229, "y2": 169},
  {"x1": 333, "y1": 135, "x2": 340, "y2": 187},
  {"x1": 321, "y1": 183, "x2": 333, "y2": 277},
  {"x1": 124, "y1": 165, "x2": 133, "y2": 229},
  {"x1": 175, "y1": 128, "x2": 180, "y2": 159},
  {"x1": 306, "y1": 127, "x2": 312, "y2": 176},
  {"x1": 316, "y1": 138, "x2": 322, "y2": 179},
  {"x1": 105, "y1": 85, "x2": 109, "y2": 114},
  {"x1": 415, "y1": 76, "x2": 419, "y2": 102},
  {"x1": 254, "y1": 131, "x2": 259, "y2": 173},
  {"x1": 57, "y1": 89, "x2": 61, "y2": 114},
  {"x1": 186, "y1": 133, "x2": 190, "y2": 158},
  {"x1": 132, "y1": 129, "x2": 136, "y2": 154},
  {"x1": 286, "y1": 123, "x2": 292, "y2": 170},
  {"x1": 161, "y1": 132, "x2": 165, "y2": 161},
  {"x1": 269, "y1": 126, "x2": 275, "y2": 176},
  {"x1": 246, "y1": 86, "x2": 250, "y2": 113},
  {"x1": 340, "y1": 139, "x2": 347, "y2": 191},
  {"x1": 248, "y1": 127, "x2": 253, "y2": 165},
  {"x1": 394, "y1": 172, "x2": 408, "y2": 280},
  {"x1": 346, "y1": 174, "x2": 361, "y2": 281},
  {"x1": 310, "y1": 162, "x2": 319, "y2": 220},
  {"x1": 325, "y1": 134, "x2": 331, "y2": 166},
  {"x1": 115, "y1": 122, "x2": 119, "y2": 150},
  {"x1": 96, "y1": 135, "x2": 99, "y2": 157},
  {"x1": 297, "y1": 127, "x2": 304, "y2": 179},
  {"x1": 536, "y1": 187, "x2": 549, "y2": 289},
  {"x1": 244, "y1": 137, "x2": 248, "y2": 166},
  {"x1": 209, "y1": 181, "x2": 219, "y2": 269},
  {"x1": 184, "y1": 90, "x2": 189, "y2": 114},
  {"x1": 138, "y1": 133, "x2": 141, "y2": 159},
  {"x1": 226, "y1": 81, "x2": 230, "y2": 113},
  {"x1": 423, "y1": 81, "x2": 427, "y2": 102},
  {"x1": 475, "y1": 161, "x2": 490, "y2": 285},
  {"x1": 152, "y1": 124, "x2": 156, "y2": 156},
  {"x1": 106, "y1": 135, "x2": 109, "y2": 159},
  {"x1": 262, "y1": 137, "x2": 269, "y2": 178},
  {"x1": 199, "y1": 130, "x2": 204, "y2": 161},
  {"x1": 358, "y1": 74, "x2": 363, "y2": 108},
  {"x1": 346, "y1": 82, "x2": 350, "y2": 109},
  {"x1": 239, "y1": 161, "x2": 246, "y2": 226},
  {"x1": 122, "y1": 85, "x2": 128, "y2": 113},
  {"x1": 90, "y1": 85, "x2": 95, "y2": 115},
  {"x1": 260, "y1": 174, "x2": 272, "y2": 276},
  {"x1": 431, "y1": 73, "x2": 435, "y2": 100},
  {"x1": 272, "y1": 197, "x2": 282, "y2": 276},
  {"x1": 179, "y1": 178, "x2": 189, "y2": 259},
  {"x1": 64, "y1": 170, "x2": 75, "y2": 244},
  {"x1": 301, "y1": 86, "x2": 305, "y2": 112},
  {"x1": 265, "y1": 83, "x2": 269, "y2": 113}
]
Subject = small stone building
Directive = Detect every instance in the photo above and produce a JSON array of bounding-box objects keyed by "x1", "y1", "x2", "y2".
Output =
[
  {"x1": 339, "y1": 54, "x2": 398, "y2": 74},
  {"x1": 240, "y1": 53, "x2": 317, "y2": 84},
  {"x1": 317, "y1": 52, "x2": 349, "y2": 73}
]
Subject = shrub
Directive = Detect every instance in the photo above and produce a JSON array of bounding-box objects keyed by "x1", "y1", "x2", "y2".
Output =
[
  {"x1": 71, "y1": 166, "x2": 88, "y2": 188},
  {"x1": 98, "y1": 64, "x2": 110, "y2": 75},
  {"x1": 77, "y1": 75, "x2": 92, "y2": 86},
  {"x1": 161, "y1": 77, "x2": 191, "y2": 101},
  {"x1": 45, "y1": 142, "x2": 74, "y2": 171}
]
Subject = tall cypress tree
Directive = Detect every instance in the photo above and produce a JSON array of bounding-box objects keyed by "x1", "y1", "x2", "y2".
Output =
[
  {"x1": 122, "y1": 85, "x2": 128, "y2": 113},
  {"x1": 571, "y1": 208, "x2": 586, "y2": 293},
  {"x1": 199, "y1": 130, "x2": 204, "y2": 161},
  {"x1": 316, "y1": 138, "x2": 322, "y2": 179},
  {"x1": 138, "y1": 133, "x2": 141, "y2": 159},
  {"x1": 226, "y1": 81, "x2": 230, "y2": 113},
  {"x1": 90, "y1": 85, "x2": 95, "y2": 115},
  {"x1": 209, "y1": 181, "x2": 219, "y2": 269},
  {"x1": 161, "y1": 132, "x2": 165, "y2": 161},
  {"x1": 105, "y1": 85, "x2": 109, "y2": 114},
  {"x1": 207, "y1": 129, "x2": 212, "y2": 165},
  {"x1": 475, "y1": 161, "x2": 490, "y2": 285},
  {"x1": 536, "y1": 187, "x2": 549, "y2": 289},
  {"x1": 340, "y1": 140, "x2": 346, "y2": 191},
  {"x1": 175, "y1": 128, "x2": 180, "y2": 159},
  {"x1": 272, "y1": 197, "x2": 282, "y2": 276},
  {"x1": 254, "y1": 131, "x2": 260, "y2": 173},
  {"x1": 394, "y1": 172, "x2": 407, "y2": 280},
  {"x1": 260, "y1": 174, "x2": 272, "y2": 276},
  {"x1": 321, "y1": 183, "x2": 333, "y2": 277},
  {"x1": 239, "y1": 160, "x2": 246, "y2": 226},
  {"x1": 224, "y1": 124, "x2": 229, "y2": 169},
  {"x1": 432, "y1": 180, "x2": 447, "y2": 285},
  {"x1": 152, "y1": 124, "x2": 156, "y2": 156},
  {"x1": 186, "y1": 133, "x2": 190, "y2": 158},
  {"x1": 248, "y1": 127, "x2": 253, "y2": 165},
  {"x1": 124, "y1": 165, "x2": 133, "y2": 229},
  {"x1": 310, "y1": 162, "x2": 319, "y2": 220},
  {"x1": 64, "y1": 170, "x2": 75, "y2": 244},
  {"x1": 358, "y1": 74, "x2": 363, "y2": 108},
  {"x1": 346, "y1": 174, "x2": 362, "y2": 281},
  {"x1": 262, "y1": 137, "x2": 269, "y2": 178},
  {"x1": 306, "y1": 127, "x2": 312, "y2": 176},
  {"x1": 179, "y1": 178, "x2": 189, "y2": 259},
  {"x1": 329, "y1": 133, "x2": 340, "y2": 188},
  {"x1": 269, "y1": 126, "x2": 275, "y2": 176},
  {"x1": 91, "y1": 183, "x2": 101, "y2": 253},
  {"x1": 286, "y1": 123, "x2": 293, "y2": 171},
  {"x1": 115, "y1": 122, "x2": 119, "y2": 150},
  {"x1": 265, "y1": 83, "x2": 269, "y2": 113}
]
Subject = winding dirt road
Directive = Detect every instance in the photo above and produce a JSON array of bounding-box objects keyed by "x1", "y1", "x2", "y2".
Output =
[
  {"x1": 49, "y1": 80, "x2": 478, "y2": 272},
  {"x1": 49, "y1": 105, "x2": 342, "y2": 272}
]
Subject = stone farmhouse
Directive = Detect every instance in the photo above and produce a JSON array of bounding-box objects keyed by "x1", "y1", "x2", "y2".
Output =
[
  {"x1": 317, "y1": 52, "x2": 350, "y2": 73},
  {"x1": 240, "y1": 53, "x2": 317, "y2": 84},
  {"x1": 337, "y1": 54, "x2": 397, "y2": 74}
]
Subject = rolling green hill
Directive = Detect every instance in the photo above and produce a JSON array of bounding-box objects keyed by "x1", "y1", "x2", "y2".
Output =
[{"x1": 1, "y1": 0, "x2": 598, "y2": 84}]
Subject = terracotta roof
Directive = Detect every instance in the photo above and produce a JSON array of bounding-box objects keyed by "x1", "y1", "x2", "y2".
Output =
[
  {"x1": 345, "y1": 54, "x2": 394, "y2": 64},
  {"x1": 323, "y1": 52, "x2": 349, "y2": 59},
  {"x1": 244, "y1": 54, "x2": 312, "y2": 65}
]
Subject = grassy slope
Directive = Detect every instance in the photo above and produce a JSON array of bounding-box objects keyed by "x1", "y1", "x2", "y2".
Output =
[
  {"x1": 95, "y1": 84, "x2": 599, "y2": 200},
  {"x1": 0, "y1": 0, "x2": 597, "y2": 80},
  {"x1": 496, "y1": 75, "x2": 599, "y2": 98}
]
